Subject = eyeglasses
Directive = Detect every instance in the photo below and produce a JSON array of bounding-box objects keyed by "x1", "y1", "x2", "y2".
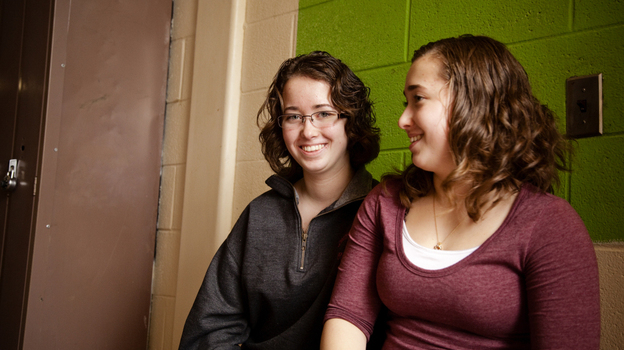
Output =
[{"x1": 277, "y1": 111, "x2": 341, "y2": 130}]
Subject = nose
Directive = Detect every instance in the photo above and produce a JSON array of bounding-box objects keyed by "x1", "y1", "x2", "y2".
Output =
[
  {"x1": 301, "y1": 117, "x2": 319, "y2": 138},
  {"x1": 398, "y1": 106, "x2": 412, "y2": 130}
]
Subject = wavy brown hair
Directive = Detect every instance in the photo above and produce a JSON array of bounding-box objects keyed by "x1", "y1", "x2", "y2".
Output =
[
  {"x1": 385, "y1": 35, "x2": 571, "y2": 221},
  {"x1": 257, "y1": 51, "x2": 380, "y2": 180}
]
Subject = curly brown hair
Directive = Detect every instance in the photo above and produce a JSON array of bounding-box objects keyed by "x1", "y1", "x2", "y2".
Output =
[
  {"x1": 385, "y1": 35, "x2": 571, "y2": 221},
  {"x1": 257, "y1": 51, "x2": 380, "y2": 179}
]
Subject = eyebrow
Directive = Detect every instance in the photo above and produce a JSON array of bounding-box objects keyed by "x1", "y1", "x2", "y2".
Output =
[
  {"x1": 283, "y1": 103, "x2": 334, "y2": 112},
  {"x1": 404, "y1": 84, "x2": 422, "y2": 95}
]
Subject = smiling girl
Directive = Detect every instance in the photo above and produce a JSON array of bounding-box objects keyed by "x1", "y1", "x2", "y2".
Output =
[
  {"x1": 322, "y1": 35, "x2": 600, "y2": 349},
  {"x1": 179, "y1": 51, "x2": 381, "y2": 350}
]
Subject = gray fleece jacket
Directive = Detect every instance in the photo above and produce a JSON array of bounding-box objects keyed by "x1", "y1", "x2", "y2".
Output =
[{"x1": 179, "y1": 167, "x2": 378, "y2": 350}]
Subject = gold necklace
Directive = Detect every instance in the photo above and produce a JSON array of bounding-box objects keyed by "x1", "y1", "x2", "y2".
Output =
[{"x1": 432, "y1": 196, "x2": 465, "y2": 250}]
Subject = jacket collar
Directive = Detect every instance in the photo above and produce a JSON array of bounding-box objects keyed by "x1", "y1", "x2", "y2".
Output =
[{"x1": 266, "y1": 167, "x2": 374, "y2": 210}]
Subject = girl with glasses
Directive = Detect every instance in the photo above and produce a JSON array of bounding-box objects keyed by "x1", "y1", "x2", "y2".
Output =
[{"x1": 179, "y1": 51, "x2": 381, "y2": 350}]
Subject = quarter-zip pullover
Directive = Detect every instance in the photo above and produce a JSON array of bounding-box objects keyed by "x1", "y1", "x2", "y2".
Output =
[{"x1": 179, "y1": 167, "x2": 377, "y2": 350}]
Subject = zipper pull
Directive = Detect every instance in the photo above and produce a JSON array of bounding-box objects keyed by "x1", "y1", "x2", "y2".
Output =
[{"x1": 300, "y1": 230, "x2": 308, "y2": 270}]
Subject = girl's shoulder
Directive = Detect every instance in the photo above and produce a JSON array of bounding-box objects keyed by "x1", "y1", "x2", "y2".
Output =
[
  {"x1": 375, "y1": 177, "x2": 402, "y2": 198},
  {"x1": 360, "y1": 178, "x2": 404, "y2": 216},
  {"x1": 517, "y1": 184, "x2": 577, "y2": 216}
]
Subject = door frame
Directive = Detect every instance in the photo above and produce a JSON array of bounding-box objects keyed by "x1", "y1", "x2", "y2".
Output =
[{"x1": 0, "y1": 0, "x2": 54, "y2": 347}]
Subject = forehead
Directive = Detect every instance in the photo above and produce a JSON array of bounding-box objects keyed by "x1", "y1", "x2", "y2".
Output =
[
  {"x1": 282, "y1": 76, "x2": 330, "y2": 107},
  {"x1": 283, "y1": 76, "x2": 330, "y2": 94},
  {"x1": 405, "y1": 54, "x2": 446, "y2": 89}
]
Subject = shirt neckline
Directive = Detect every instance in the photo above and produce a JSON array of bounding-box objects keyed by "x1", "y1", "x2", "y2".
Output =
[{"x1": 394, "y1": 185, "x2": 529, "y2": 276}]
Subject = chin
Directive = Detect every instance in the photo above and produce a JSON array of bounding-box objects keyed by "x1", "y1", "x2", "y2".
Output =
[{"x1": 411, "y1": 158, "x2": 433, "y2": 172}]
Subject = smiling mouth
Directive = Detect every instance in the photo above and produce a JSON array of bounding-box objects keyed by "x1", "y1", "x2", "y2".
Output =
[
  {"x1": 410, "y1": 135, "x2": 422, "y2": 143},
  {"x1": 302, "y1": 144, "x2": 326, "y2": 152}
]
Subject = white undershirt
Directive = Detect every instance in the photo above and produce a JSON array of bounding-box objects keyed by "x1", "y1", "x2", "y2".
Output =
[{"x1": 402, "y1": 220, "x2": 479, "y2": 270}]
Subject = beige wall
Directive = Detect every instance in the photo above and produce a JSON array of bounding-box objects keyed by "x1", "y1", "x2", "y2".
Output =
[
  {"x1": 594, "y1": 243, "x2": 624, "y2": 349},
  {"x1": 147, "y1": 0, "x2": 196, "y2": 347},
  {"x1": 148, "y1": 1, "x2": 623, "y2": 349},
  {"x1": 232, "y1": 0, "x2": 299, "y2": 221},
  {"x1": 148, "y1": 0, "x2": 298, "y2": 349}
]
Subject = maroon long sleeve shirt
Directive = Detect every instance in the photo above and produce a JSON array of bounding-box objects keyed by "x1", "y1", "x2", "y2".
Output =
[{"x1": 325, "y1": 181, "x2": 600, "y2": 349}]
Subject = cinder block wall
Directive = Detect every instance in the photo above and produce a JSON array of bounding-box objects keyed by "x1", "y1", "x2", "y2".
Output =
[
  {"x1": 148, "y1": 0, "x2": 299, "y2": 349},
  {"x1": 149, "y1": 0, "x2": 197, "y2": 348},
  {"x1": 232, "y1": 0, "x2": 300, "y2": 222},
  {"x1": 297, "y1": 0, "x2": 624, "y2": 348}
]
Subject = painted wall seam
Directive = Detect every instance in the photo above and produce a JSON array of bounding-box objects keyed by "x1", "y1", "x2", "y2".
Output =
[
  {"x1": 291, "y1": 10, "x2": 298, "y2": 56},
  {"x1": 217, "y1": 0, "x2": 247, "y2": 242}
]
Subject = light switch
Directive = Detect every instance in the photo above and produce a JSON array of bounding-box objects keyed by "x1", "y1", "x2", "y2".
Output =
[{"x1": 566, "y1": 73, "x2": 602, "y2": 138}]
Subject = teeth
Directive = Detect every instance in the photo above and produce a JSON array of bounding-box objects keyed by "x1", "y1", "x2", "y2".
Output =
[
  {"x1": 410, "y1": 135, "x2": 422, "y2": 142},
  {"x1": 302, "y1": 144, "x2": 325, "y2": 152}
]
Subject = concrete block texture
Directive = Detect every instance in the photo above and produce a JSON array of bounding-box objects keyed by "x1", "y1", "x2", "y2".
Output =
[
  {"x1": 572, "y1": 135, "x2": 624, "y2": 242},
  {"x1": 510, "y1": 26, "x2": 624, "y2": 134},
  {"x1": 157, "y1": 165, "x2": 186, "y2": 231},
  {"x1": 234, "y1": 0, "x2": 299, "y2": 227},
  {"x1": 171, "y1": 0, "x2": 198, "y2": 40},
  {"x1": 358, "y1": 62, "x2": 412, "y2": 151},
  {"x1": 409, "y1": 0, "x2": 570, "y2": 49},
  {"x1": 150, "y1": 0, "x2": 200, "y2": 349},
  {"x1": 148, "y1": 295, "x2": 176, "y2": 350},
  {"x1": 297, "y1": 0, "x2": 407, "y2": 70},
  {"x1": 163, "y1": 100, "x2": 191, "y2": 165},
  {"x1": 232, "y1": 160, "x2": 274, "y2": 222},
  {"x1": 236, "y1": 90, "x2": 268, "y2": 162},
  {"x1": 366, "y1": 151, "x2": 405, "y2": 181},
  {"x1": 241, "y1": 12, "x2": 297, "y2": 92},
  {"x1": 575, "y1": 0, "x2": 624, "y2": 30},
  {"x1": 595, "y1": 244, "x2": 624, "y2": 350},
  {"x1": 299, "y1": 0, "x2": 332, "y2": 8},
  {"x1": 166, "y1": 37, "x2": 195, "y2": 103},
  {"x1": 152, "y1": 230, "x2": 182, "y2": 297},
  {"x1": 245, "y1": 0, "x2": 298, "y2": 24}
]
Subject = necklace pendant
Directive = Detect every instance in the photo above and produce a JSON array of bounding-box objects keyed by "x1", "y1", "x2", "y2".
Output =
[{"x1": 434, "y1": 243, "x2": 442, "y2": 250}]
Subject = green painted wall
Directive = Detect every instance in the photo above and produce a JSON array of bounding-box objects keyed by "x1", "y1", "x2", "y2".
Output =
[{"x1": 296, "y1": 0, "x2": 624, "y2": 242}]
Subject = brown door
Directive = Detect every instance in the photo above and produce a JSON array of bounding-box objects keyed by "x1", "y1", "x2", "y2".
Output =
[
  {"x1": 0, "y1": 0, "x2": 54, "y2": 348},
  {"x1": 1, "y1": 0, "x2": 171, "y2": 348}
]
